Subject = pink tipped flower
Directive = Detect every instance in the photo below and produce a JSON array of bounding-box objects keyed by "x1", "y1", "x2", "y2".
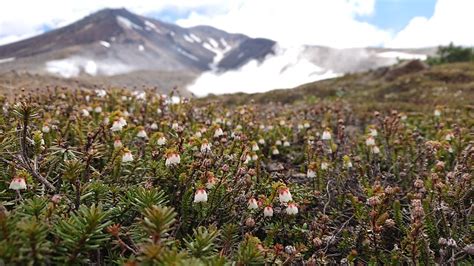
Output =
[
  {"x1": 51, "y1": 194, "x2": 62, "y2": 204},
  {"x1": 194, "y1": 189, "x2": 208, "y2": 203},
  {"x1": 244, "y1": 155, "x2": 252, "y2": 164},
  {"x1": 95, "y1": 89, "x2": 106, "y2": 97},
  {"x1": 251, "y1": 153, "x2": 258, "y2": 161},
  {"x1": 201, "y1": 140, "x2": 212, "y2": 153},
  {"x1": 118, "y1": 117, "x2": 127, "y2": 127},
  {"x1": 81, "y1": 109, "x2": 90, "y2": 117},
  {"x1": 171, "y1": 122, "x2": 179, "y2": 130},
  {"x1": 252, "y1": 142, "x2": 259, "y2": 151},
  {"x1": 369, "y1": 128, "x2": 378, "y2": 137},
  {"x1": 94, "y1": 106, "x2": 102, "y2": 113},
  {"x1": 264, "y1": 206, "x2": 274, "y2": 217},
  {"x1": 248, "y1": 198, "x2": 258, "y2": 210},
  {"x1": 366, "y1": 136, "x2": 375, "y2": 146},
  {"x1": 321, "y1": 162, "x2": 329, "y2": 170},
  {"x1": 114, "y1": 138, "x2": 123, "y2": 149},
  {"x1": 122, "y1": 150, "x2": 133, "y2": 163},
  {"x1": 110, "y1": 120, "x2": 124, "y2": 132},
  {"x1": 272, "y1": 147, "x2": 280, "y2": 155},
  {"x1": 322, "y1": 130, "x2": 332, "y2": 140},
  {"x1": 214, "y1": 127, "x2": 224, "y2": 138},
  {"x1": 279, "y1": 188, "x2": 293, "y2": 203},
  {"x1": 137, "y1": 129, "x2": 148, "y2": 138},
  {"x1": 9, "y1": 176, "x2": 27, "y2": 190},
  {"x1": 42, "y1": 124, "x2": 50, "y2": 133},
  {"x1": 206, "y1": 176, "x2": 217, "y2": 189},
  {"x1": 157, "y1": 135, "x2": 167, "y2": 146},
  {"x1": 165, "y1": 152, "x2": 181, "y2": 167},
  {"x1": 372, "y1": 146, "x2": 380, "y2": 154},
  {"x1": 445, "y1": 132, "x2": 454, "y2": 141},
  {"x1": 285, "y1": 202, "x2": 298, "y2": 215}
]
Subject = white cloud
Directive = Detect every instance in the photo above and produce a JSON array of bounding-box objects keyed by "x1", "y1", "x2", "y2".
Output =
[
  {"x1": 387, "y1": 0, "x2": 474, "y2": 48},
  {"x1": 0, "y1": 0, "x2": 229, "y2": 45},
  {"x1": 177, "y1": 0, "x2": 391, "y2": 48},
  {"x1": 0, "y1": 0, "x2": 388, "y2": 48},
  {"x1": 0, "y1": 0, "x2": 473, "y2": 49},
  {"x1": 0, "y1": 32, "x2": 39, "y2": 45},
  {"x1": 187, "y1": 45, "x2": 340, "y2": 96}
]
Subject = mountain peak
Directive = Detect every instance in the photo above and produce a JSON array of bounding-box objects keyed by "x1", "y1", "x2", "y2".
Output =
[
  {"x1": 85, "y1": 7, "x2": 144, "y2": 27},
  {"x1": 0, "y1": 8, "x2": 276, "y2": 87}
]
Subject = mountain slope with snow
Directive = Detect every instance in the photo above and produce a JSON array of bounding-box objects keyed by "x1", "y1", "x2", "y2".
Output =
[
  {"x1": 0, "y1": 8, "x2": 436, "y2": 95},
  {"x1": 0, "y1": 8, "x2": 275, "y2": 82}
]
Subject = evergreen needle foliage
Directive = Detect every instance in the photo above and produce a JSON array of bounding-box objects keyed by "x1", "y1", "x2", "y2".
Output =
[{"x1": 0, "y1": 88, "x2": 472, "y2": 264}]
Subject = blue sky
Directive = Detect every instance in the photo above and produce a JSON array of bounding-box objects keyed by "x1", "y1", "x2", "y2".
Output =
[{"x1": 358, "y1": 0, "x2": 437, "y2": 33}]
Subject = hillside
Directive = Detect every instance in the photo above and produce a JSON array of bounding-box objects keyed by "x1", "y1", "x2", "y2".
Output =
[
  {"x1": 0, "y1": 76, "x2": 472, "y2": 264},
  {"x1": 208, "y1": 61, "x2": 474, "y2": 111}
]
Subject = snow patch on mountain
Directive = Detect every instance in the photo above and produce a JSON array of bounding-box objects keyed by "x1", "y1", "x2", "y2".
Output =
[
  {"x1": 45, "y1": 57, "x2": 134, "y2": 78},
  {"x1": 176, "y1": 48, "x2": 199, "y2": 61},
  {"x1": 189, "y1": 34, "x2": 201, "y2": 43},
  {"x1": 100, "y1": 41, "x2": 110, "y2": 48},
  {"x1": 377, "y1": 51, "x2": 427, "y2": 60},
  {"x1": 117, "y1": 16, "x2": 143, "y2": 31},
  {"x1": 220, "y1": 38, "x2": 229, "y2": 49},
  {"x1": 183, "y1": 34, "x2": 195, "y2": 43},
  {"x1": 208, "y1": 38, "x2": 219, "y2": 48},
  {"x1": 202, "y1": 41, "x2": 232, "y2": 70},
  {"x1": 0, "y1": 57, "x2": 15, "y2": 64},
  {"x1": 144, "y1": 20, "x2": 160, "y2": 32}
]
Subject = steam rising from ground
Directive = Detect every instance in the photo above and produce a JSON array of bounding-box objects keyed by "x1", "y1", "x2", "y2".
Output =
[{"x1": 187, "y1": 46, "x2": 340, "y2": 96}]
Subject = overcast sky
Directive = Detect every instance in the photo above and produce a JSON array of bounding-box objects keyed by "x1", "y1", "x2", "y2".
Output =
[{"x1": 0, "y1": 0, "x2": 472, "y2": 48}]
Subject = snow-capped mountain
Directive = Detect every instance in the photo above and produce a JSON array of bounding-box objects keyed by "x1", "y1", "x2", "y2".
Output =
[
  {"x1": 0, "y1": 8, "x2": 275, "y2": 91},
  {"x1": 0, "y1": 8, "x2": 435, "y2": 95}
]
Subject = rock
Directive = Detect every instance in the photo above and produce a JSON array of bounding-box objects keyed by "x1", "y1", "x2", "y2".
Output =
[{"x1": 266, "y1": 162, "x2": 285, "y2": 172}]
